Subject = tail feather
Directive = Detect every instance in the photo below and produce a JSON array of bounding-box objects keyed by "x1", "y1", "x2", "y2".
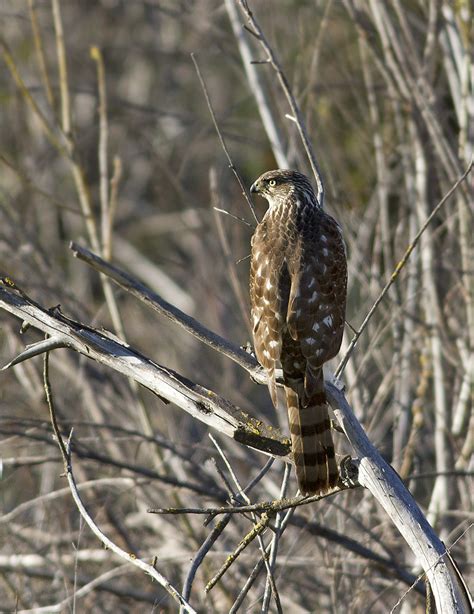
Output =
[{"x1": 285, "y1": 371, "x2": 338, "y2": 495}]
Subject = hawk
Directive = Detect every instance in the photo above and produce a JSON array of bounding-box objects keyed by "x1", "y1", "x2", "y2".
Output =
[{"x1": 249, "y1": 169, "x2": 347, "y2": 495}]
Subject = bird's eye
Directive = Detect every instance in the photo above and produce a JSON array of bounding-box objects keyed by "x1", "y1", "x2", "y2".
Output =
[{"x1": 268, "y1": 179, "x2": 276, "y2": 187}]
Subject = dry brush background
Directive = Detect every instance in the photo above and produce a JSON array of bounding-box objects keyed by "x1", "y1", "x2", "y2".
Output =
[{"x1": 0, "y1": 1, "x2": 472, "y2": 612}]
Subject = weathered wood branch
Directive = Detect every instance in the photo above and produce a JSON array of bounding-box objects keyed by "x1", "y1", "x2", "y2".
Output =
[
  {"x1": 0, "y1": 281, "x2": 289, "y2": 460},
  {"x1": 327, "y1": 382, "x2": 472, "y2": 613},
  {"x1": 70, "y1": 241, "x2": 267, "y2": 384},
  {"x1": 69, "y1": 244, "x2": 473, "y2": 612}
]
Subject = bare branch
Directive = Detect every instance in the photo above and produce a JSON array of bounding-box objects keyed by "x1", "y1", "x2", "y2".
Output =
[
  {"x1": 0, "y1": 281, "x2": 289, "y2": 460},
  {"x1": 65, "y1": 240, "x2": 472, "y2": 609},
  {"x1": 205, "y1": 512, "x2": 270, "y2": 593},
  {"x1": 336, "y1": 161, "x2": 473, "y2": 378},
  {"x1": 90, "y1": 45, "x2": 111, "y2": 260},
  {"x1": 224, "y1": 0, "x2": 289, "y2": 169},
  {"x1": 70, "y1": 241, "x2": 267, "y2": 385},
  {"x1": 42, "y1": 351, "x2": 196, "y2": 613},
  {"x1": 191, "y1": 52, "x2": 258, "y2": 223},
  {"x1": 181, "y1": 458, "x2": 274, "y2": 605},
  {"x1": 236, "y1": 0, "x2": 325, "y2": 203},
  {"x1": 327, "y1": 381, "x2": 473, "y2": 613},
  {"x1": 148, "y1": 487, "x2": 351, "y2": 517}
]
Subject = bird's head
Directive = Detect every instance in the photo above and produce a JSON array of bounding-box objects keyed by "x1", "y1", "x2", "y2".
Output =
[{"x1": 250, "y1": 169, "x2": 318, "y2": 208}]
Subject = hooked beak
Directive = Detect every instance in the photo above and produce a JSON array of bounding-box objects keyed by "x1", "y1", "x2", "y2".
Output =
[{"x1": 250, "y1": 181, "x2": 259, "y2": 194}]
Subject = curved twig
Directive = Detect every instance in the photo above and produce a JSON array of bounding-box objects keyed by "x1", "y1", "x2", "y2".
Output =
[{"x1": 42, "y1": 351, "x2": 196, "y2": 613}]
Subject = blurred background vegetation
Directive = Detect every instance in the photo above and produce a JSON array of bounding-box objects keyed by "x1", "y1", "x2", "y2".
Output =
[{"x1": 0, "y1": 1, "x2": 472, "y2": 611}]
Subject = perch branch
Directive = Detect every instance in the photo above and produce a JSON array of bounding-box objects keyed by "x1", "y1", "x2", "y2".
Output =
[
  {"x1": 0, "y1": 280, "x2": 289, "y2": 461},
  {"x1": 2, "y1": 244, "x2": 471, "y2": 610},
  {"x1": 327, "y1": 381, "x2": 472, "y2": 613},
  {"x1": 70, "y1": 241, "x2": 267, "y2": 384},
  {"x1": 66, "y1": 241, "x2": 473, "y2": 609}
]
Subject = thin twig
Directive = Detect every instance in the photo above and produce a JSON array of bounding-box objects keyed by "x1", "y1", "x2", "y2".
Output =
[
  {"x1": 0, "y1": 38, "x2": 67, "y2": 156},
  {"x1": 182, "y1": 515, "x2": 233, "y2": 606},
  {"x1": 335, "y1": 161, "x2": 473, "y2": 378},
  {"x1": 148, "y1": 487, "x2": 345, "y2": 517},
  {"x1": 224, "y1": 0, "x2": 289, "y2": 168},
  {"x1": 210, "y1": 168, "x2": 252, "y2": 332},
  {"x1": 28, "y1": 0, "x2": 55, "y2": 110},
  {"x1": 237, "y1": 0, "x2": 325, "y2": 203},
  {"x1": 108, "y1": 156, "x2": 122, "y2": 244},
  {"x1": 191, "y1": 52, "x2": 258, "y2": 223},
  {"x1": 51, "y1": 0, "x2": 70, "y2": 136},
  {"x1": 228, "y1": 504, "x2": 295, "y2": 613},
  {"x1": 213, "y1": 207, "x2": 254, "y2": 228},
  {"x1": 261, "y1": 464, "x2": 291, "y2": 613},
  {"x1": 180, "y1": 458, "x2": 274, "y2": 605},
  {"x1": 90, "y1": 46, "x2": 111, "y2": 260},
  {"x1": 0, "y1": 477, "x2": 144, "y2": 526},
  {"x1": 42, "y1": 351, "x2": 196, "y2": 613},
  {"x1": 205, "y1": 513, "x2": 270, "y2": 593},
  {"x1": 208, "y1": 435, "x2": 282, "y2": 610}
]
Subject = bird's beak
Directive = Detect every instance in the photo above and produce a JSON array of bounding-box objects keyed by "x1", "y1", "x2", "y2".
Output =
[{"x1": 250, "y1": 181, "x2": 259, "y2": 194}]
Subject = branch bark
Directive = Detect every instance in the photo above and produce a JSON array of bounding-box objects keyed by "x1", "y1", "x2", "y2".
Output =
[
  {"x1": 327, "y1": 381, "x2": 472, "y2": 613},
  {"x1": 0, "y1": 281, "x2": 289, "y2": 460}
]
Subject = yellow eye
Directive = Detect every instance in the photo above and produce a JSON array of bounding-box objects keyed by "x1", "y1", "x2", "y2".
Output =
[{"x1": 268, "y1": 179, "x2": 276, "y2": 187}]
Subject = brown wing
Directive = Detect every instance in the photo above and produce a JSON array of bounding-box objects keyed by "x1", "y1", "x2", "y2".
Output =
[
  {"x1": 249, "y1": 218, "x2": 289, "y2": 405},
  {"x1": 285, "y1": 213, "x2": 347, "y2": 398}
]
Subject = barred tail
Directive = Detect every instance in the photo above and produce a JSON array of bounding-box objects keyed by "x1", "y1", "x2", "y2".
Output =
[{"x1": 285, "y1": 371, "x2": 338, "y2": 495}]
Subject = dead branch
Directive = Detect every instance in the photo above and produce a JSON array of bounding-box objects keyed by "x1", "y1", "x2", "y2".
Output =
[
  {"x1": 335, "y1": 160, "x2": 473, "y2": 379},
  {"x1": 236, "y1": 0, "x2": 325, "y2": 203},
  {"x1": 327, "y1": 381, "x2": 472, "y2": 613},
  {"x1": 70, "y1": 241, "x2": 267, "y2": 385},
  {"x1": 0, "y1": 280, "x2": 288, "y2": 460}
]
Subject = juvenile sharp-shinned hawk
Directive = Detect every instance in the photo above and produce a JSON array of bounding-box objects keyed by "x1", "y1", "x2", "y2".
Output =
[{"x1": 249, "y1": 169, "x2": 347, "y2": 495}]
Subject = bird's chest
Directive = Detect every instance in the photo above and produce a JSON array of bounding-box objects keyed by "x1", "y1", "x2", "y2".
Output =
[{"x1": 254, "y1": 207, "x2": 318, "y2": 272}]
